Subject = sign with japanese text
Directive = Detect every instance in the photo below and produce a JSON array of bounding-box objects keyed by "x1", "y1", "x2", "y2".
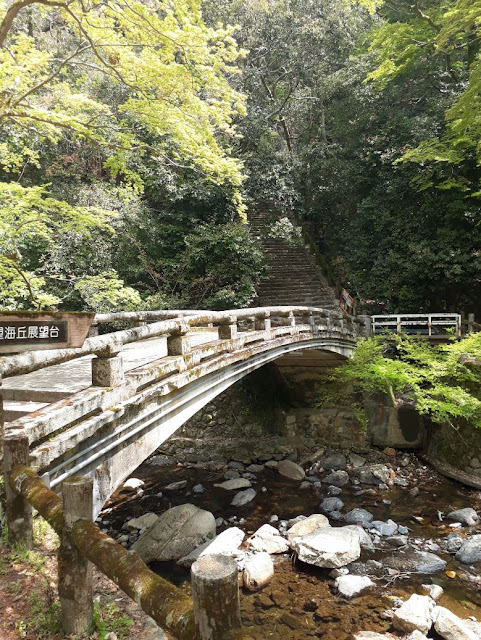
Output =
[
  {"x1": 339, "y1": 288, "x2": 356, "y2": 316},
  {"x1": 0, "y1": 312, "x2": 94, "y2": 353}
]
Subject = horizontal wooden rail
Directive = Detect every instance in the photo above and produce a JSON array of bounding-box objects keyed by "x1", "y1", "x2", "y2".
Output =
[
  {"x1": 8, "y1": 465, "x2": 253, "y2": 640},
  {"x1": 371, "y1": 313, "x2": 462, "y2": 338}
]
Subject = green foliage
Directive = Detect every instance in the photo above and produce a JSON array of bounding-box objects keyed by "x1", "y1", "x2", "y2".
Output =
[
  {"x1": 74, "y1": 270, "x2": 142, "y2": 313},
  {"x1": 92, "y1": 599, "x2": 135, "y2": 640},
  {"x1": 330, "y1": 333, "x2": 481, "y2": 429}
]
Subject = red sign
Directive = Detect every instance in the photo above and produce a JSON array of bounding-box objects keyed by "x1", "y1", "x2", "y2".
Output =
[{"x1": 339, "y1": 289, "x2": 356, "y2": 316}]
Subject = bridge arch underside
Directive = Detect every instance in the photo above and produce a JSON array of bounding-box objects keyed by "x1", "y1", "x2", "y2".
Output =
[{"x1": 42, "y1": 338, "x2": 352, "y2": 517}]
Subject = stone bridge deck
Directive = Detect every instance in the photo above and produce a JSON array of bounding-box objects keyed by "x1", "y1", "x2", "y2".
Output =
[{"x1": 1, "y1": 306, "x2": 359, "y2": 516}]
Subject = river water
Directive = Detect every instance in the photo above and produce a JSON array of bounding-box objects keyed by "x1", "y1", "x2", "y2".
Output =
[{"x1": 99, "y1": 452, "x2": 481, "y2": 639}]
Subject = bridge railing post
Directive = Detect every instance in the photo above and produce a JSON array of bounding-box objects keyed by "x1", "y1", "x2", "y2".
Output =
[
  {"x1": 191, "y1": 554, "x2": 241, "y2": 640},
  {"x1": 218, "y1": 316, "x2": 238, "y2": 340},
  {"x1": 59, "y1": 475, "x2": 93, "y2": 636},
  {"x1": 167, "y1": 323, "x2": 191, "y2": 356},
  {"x1": 254, "y1": 311, "x2": 271, "y2": 332},
  {"x1": 92, "y1": 346, "x2": 124, "y2": 387},
  {"x1": 3, "y1": 434, "x2": 33, "y2": 548},
  {"x1": 279, "y1": 310, "x2": 295, "y2": 328}
]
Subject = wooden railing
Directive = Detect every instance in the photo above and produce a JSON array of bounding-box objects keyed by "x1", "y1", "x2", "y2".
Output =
[{"x1": 371, "y1": 313, "x2": 462, "y2": 338}]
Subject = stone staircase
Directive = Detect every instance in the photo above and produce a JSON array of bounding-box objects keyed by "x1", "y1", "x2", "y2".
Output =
[{"x1": 248, "y1": 211, "x2": 337, "y2": 309}]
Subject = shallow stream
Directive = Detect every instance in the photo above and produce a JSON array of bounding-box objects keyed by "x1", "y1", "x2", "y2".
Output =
[{"x1": 99, "y1": 452, "x2": 481, "y2": 639}]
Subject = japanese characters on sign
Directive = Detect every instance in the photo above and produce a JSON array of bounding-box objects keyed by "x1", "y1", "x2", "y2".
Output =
[
  {"x1": 339, "y1": 288, "x2": 356, "y2": 316},
  {"x1": 0, "y1": 321, "x2": 67, "y2": 346}
]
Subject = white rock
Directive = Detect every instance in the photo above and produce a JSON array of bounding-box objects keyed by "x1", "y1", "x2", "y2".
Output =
[
  {"x1": 286, "y1": 514, "x2": 330, "y2": 542},
  {"x1": 247, "y1": 524, "x2": 289, "y2": 554},
  {"x1": 434, "y1": 606, "x2": 478, "y2": 640},
  {"x1": 290, "y1": 526, "x2": 361, "y2": 568},
  {"x1": 125, "y1": 512, "x2": 158, "y2": 531},
  {"x1": 243, "y1": 552, "x2": 274, "y2": 591},
  {"x1": 177, "y1": 527, "x2": 245, "y2": 568},
  {"x1": 421, "y1": 584, "x2": 444, "y2": 601},
  {"x1": 407, "y1": 632, "x2": 427, "y2": 640},
  {"x1": 131, "y1": 504, "x2": 215, "y2": 563},
  {"x1": 277, "y1": 460, "x2": 305, "y2": 481},
  {"x1": 231, "y1": 488, "x2": 256, "y2": 507},
  {"x1": 213, "y1": 478, "x2": 252, "y2": 490},
  {"x1": 123, "y1": 477, "x2": 144, "y2": 490},
  {"x1": 343, "y1": 524, "x2": 375, "y2": 550},
  {"x1": 353, "y1": 633, "x2": 388, "y2": 639},
  {"x1": 335, "y1": 575, "x2": 374, "y2": 599},
  {"x1": 392, "y1": 594, "x2": 435, "y2": 635}
]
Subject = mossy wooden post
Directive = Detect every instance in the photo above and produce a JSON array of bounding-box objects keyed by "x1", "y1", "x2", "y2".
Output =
[
  {"x1": 3, "y1": 434, "x2": 33, "y2": 548},
  {"x1": 191, "y1": 554, "x2": 241, "y2": 639},
  {"x1": 58, "y1": 476, "x2": 93, "y2": 635}
]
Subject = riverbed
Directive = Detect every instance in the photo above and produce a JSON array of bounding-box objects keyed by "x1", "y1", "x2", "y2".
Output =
[{"x1": 99, "y1": 450, "x2": 481, "y2": 639}]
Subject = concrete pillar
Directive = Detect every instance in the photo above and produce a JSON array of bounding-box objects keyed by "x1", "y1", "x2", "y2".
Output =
[
  {"x1": 468, "y1": 313, "x2": 475, "y2": 334},
  {"x1": 3, "y1": 434, "x2": 33, "y2": 548},
  {"x1": 191, "y1": 555, "x2": 241, "y2": 640},
  {"x1": 280, "y1": 311, "x2": 295, "y2": 327},
  {"x1": 91, "y1": 354, "x2": 123, "y2": 387},
  {"x1": 59, "y1": 476, "x2": 93, "y2": 635},
  {"x1": 218, "y1": 317, "x2": 238, "y2": 340}
]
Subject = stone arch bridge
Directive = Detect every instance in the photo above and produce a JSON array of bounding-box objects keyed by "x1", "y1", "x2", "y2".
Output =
[{"x1": 1, "y1": 306, "x2": 358, "y2": 516}]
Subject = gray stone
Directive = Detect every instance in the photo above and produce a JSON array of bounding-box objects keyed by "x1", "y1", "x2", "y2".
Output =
[
  {"x1": 214, "y1": 478, "x2": 252, "y2": 491},
  {"x1": 231, "y1": 488, "x2": 257, "y2": 507},
  {"x1": 125, "y1": 512, "x2": 158, "y2": 531},
  {"x1": 131, "y1": 504, "x2": 216, "y2": 563},
  {"x1": 322, "y1": 470, "x2": 350, "y2": 487},
  {"x1": 164, "y1": 480, "x2": 187, "y2": 491},
  {"x1": 286, "y1": 514, "x2": 330, "y2": 542},
  {"x1": 384, "y1": 549, "x2": 446, "y2": 574},
  {"x1": 246, "y1": 464, "x2": 264, "y2": 473},
  {"x1": 344, "y1": 508, "x2": 374, "y2": 527},
  {"x1": 335, "y1": 575, "x2": 374, "y2": 599},
  {"x1": 192, "y1": 484, "x2": 205, "y2": 494},
  {"x1": 446, "y1": 533, "x2": 463, "y2": 553},
  {"x1": 370, "y1": 519, "x2": 398, "y2": 537},
  {"x1": 290, "y1": 526, "x2": 361, "y2": 568},
  {"x1": 434, "y1": 606, "x2": 478, "y2": 640},
  {"x1": 320, "y1": 452, "x2": 347, "y2": 470},
  {"x1": 277, "y1": 460, "x2": 305, "y2": 481},
  {"x1": 320, "y1": 497, "x2": 344, "y2": 513},
  {"x1": 247, "y1": 524, "x2": 289, "y2": 554},
  {"x1": 264, "y1": 460, "x2": 278, "y2": 469},
  {"x1": 447, "y1": 508, "x2": 479, "y2": 527},
  {"x1": 349, "y1": 453, "x2": 366, "y2": 468},
  {"x1": 177, "y1": 527, "x2": 245, "y2": 568},
  {"x1": 243, "y1": 552, "x2": 274, "y2": 591},
  {"x1": 394, "y1": 477, "x2": 409, "y2": 487},
  {"x1": 392, "y1": 594, "x2": 435, "y2": 635},
  {"x1": 385, "y1": 535, "x2": 408, "y2": 547},
  {"x1": 410, "y1": 487, "x2": 420, "y2": 497},
  {"x1": 355, "y1": 464, "x2": 391, "y2": 486},
  {"x1": 224, "y1": 470, "x2": 240, "y2": 480},
  {"x1": 327, "y1": 485, "x2": 343, "y2": 496},
  {"x1": 343, "y1": 525, "x2": 375, "y2": 551},
  {"x1": 455, "y1": 535, "x2": 481, "y2": 564}
]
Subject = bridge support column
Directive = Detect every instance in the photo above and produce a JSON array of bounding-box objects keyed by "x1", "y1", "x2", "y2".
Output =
[
  {"x1": 218, "y1": 316, "x2": 238, "y2": 340},
  {"x1": 191, "y1": 554, "x2": 241, "y2": 640},
  {"x1": 92, "y1": 354, "x2": 124, "y2": 387},
  {"x1": 59, "y1": 476, "x2": 93, "y2": 636},
  {"x1": 3, "y1": 434, "x2": 33, "y2": 548}
]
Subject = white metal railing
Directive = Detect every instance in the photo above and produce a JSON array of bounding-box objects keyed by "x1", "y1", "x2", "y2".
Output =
[{"x1": 371, "y1": 313, "x2": 462, "y2": 338}]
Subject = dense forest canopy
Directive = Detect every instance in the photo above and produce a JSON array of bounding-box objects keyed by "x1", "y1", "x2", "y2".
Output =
[{"x1": 0, "y1": 0, "x2": 480, "y2": 313}]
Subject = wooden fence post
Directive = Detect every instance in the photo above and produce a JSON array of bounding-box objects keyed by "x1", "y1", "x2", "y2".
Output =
[
  {"x1": 191, "y1": 555, "x2": 241, "y2": 640},
  {"x1": 58, "y1": 475, "x2": 93, "y2": 635},
  {"x1": 3, "y1": 434, "x2": 33, "y2": 548}
]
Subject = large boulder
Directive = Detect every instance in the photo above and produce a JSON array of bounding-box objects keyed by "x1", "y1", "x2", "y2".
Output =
[
  {"x1": 131, "y1": 504, "x2": 215, "y2": 563},
  {"x1": 290, "y1": 526, "x2": 361, "y2": 568},
  {"x1": 392, "y1": 594, "x2": 435, "y2": 635},
  {"x1": 243, "y1": 552, "x2": 274, "y2": 591},
  {"x1": 434, "y1": 606, "x2": 479, "y2": 640},
  {"x1": 277, "y1": 460, "x2": 305, "y2": 481},
  {"x1": 455, "y1": 535, "x2": 481, "y2": 564},
  {"x1": 343, "y1": 525, "x2": 375, "y2": 551},
  {"x1": 286, "y1": 514, "x2": 330, "y2": 543},
  {"x1": 177, "y1": 527, "x2": 245, "y2": 568},
  {"x1": 247, "y1": 524, "x2": 289, "y2": 554}
]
